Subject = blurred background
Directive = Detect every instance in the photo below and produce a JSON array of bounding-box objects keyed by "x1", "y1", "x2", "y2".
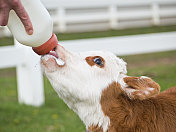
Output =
[{"x1": 0, "y1": 0, "x2": 176, "y2": 132}]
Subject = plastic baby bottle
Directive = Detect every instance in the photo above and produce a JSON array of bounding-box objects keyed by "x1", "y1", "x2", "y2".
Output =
[{"x1": 7, "y1": 0, "x2": 58, "y2": 55}]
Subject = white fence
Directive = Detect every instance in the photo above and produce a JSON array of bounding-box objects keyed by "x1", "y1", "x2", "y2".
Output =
[
  {"x1": 0, "y1": 32, "x2": 176, "y2": 106},
  {"x1": 1, "y1": 0, "x2": 176, "y2": 37},
  {"x1": 0, "y1": 40, "x2": 44, "y2": 107},
  {"x1": 61, "y1": 32, "x2": 176, "y2": 55}
]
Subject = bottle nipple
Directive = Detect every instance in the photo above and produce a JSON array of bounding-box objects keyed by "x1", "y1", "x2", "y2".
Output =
[{"x1": 32, "y1": 33, "x2": 58, "y2": 55}]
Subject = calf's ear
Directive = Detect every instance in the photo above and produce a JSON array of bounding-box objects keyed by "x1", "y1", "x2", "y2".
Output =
[{"x1": 122, "y1": 76, "x2": 160, "y2": 100}]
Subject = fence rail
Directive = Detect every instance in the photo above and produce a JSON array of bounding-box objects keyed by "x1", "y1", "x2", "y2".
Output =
[
  {"x1": 61, "y1": 32, "x2": 176, "y2": 55},
  {"x1": 1, "y1": 0, "x2": 176, "y2": 37}
]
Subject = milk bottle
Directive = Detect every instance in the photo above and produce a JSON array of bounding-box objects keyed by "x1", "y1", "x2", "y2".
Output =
[{"x1": 7, "y1": 0, "x2": 58, "y2": 55}]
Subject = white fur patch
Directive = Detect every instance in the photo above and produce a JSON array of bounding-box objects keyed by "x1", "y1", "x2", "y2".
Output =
[
  {"x1": 144, "y1": 90, "x2": 150, "y2": 95},
  {"x1": 148, "y1": 88, "x2": 155, "y2": 91},
  {"x1": 41, "y1": 47, "x2": 127, "y2": 132},
  {"x1": 140, "y1": 76, "x2": 149, "y2": 79}
]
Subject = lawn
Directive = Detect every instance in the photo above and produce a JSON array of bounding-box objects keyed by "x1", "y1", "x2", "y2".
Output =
[{"x1": 0, "y1": 25, "x2": 176, "y2": 132}]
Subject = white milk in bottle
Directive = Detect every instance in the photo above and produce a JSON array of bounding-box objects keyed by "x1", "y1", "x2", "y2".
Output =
[{"x1": 7, "y1": 0, "x2": 58, "y2": 55}]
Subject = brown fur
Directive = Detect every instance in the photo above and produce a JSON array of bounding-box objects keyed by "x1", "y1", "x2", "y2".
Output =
[
  {"x1": 100, "y1": 82, "x2": 176, "y2": 132},
  {"x1": 85, "y1": 56, "x2": 105, "y2": 68},
  {"x1": 123, "y1": 76, "x2": 160, "y2": 100},
  {"x1": 88, "y1": 125, "x2": 103, "y2": 132}
]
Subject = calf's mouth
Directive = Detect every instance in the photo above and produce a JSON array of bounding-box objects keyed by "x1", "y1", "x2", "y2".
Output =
[{"x1": 41, "y1": 45, "x2": 65, "y2": 67}]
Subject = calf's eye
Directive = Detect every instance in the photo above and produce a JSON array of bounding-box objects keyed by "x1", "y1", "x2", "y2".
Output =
[
  {"x1": 93, "y1": 57, "x2": 103, "y2": 66},
  {"x1": 85, "y1": 56, "x2": 105, "y2": 68}
]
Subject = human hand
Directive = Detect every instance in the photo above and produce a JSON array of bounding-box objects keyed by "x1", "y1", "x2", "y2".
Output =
[{"x1": 0, "y1": 0, "x2": 33, "y2": 35}]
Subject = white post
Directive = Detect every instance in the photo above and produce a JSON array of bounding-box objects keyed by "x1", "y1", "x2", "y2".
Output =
[
  {"x1": 0, "y1": 27, "x2": 11, "y2": 37},
  {"x1": 57, "y1": 7, "x2": 66, "y2": 32},
  {"x1": 14, "y1": 39, "x2": 44, "y2": 107},
  {"x1": 4, "y1": 27, "x2": 11, "y2": 37},
  {"x1": 109, "y1": 5, "x2": 118, "y2": 29},
  {"x1": 152, "y1": 3, "x2": 160, "y2": 26}
]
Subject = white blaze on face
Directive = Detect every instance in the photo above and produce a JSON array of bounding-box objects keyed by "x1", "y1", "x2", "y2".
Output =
[{"x1": 41, "y1": 45, "x2": 127, "y2": 131}]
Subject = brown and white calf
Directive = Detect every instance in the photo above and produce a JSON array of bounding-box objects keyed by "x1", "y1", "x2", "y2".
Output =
[{"x1": 41, "y1": 45, "x2": 176, "y2": 132}]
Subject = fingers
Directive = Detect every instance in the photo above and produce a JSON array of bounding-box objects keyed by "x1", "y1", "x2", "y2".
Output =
[
  {"x1": 0, "y1": 8, "x2": 10, "y2": 26},
  {"x1": 0, "y1": 3, "x2": 10, "y2": 26},
  {"x1": 12, "y1": 0, "x2": 33, "y2": 35}
]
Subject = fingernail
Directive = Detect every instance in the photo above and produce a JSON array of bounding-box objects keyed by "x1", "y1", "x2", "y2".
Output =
[
  {"x1": 28, "y1": 29, "x2": 33, "y2": 35},
  {"x1": 0, "y1": 22, "x2": 7, "y2": 26}
]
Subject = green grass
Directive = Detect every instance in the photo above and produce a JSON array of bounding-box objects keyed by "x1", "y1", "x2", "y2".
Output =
[
  {"x1": 1, "y1": 25, "x2": 176, "y2": 47},
  {"x1": 0, "y1": 37, "x2": 14, "y2": 47},
  {"x1": 0, "y1": 50, "x2": 176, "y2": 132}
]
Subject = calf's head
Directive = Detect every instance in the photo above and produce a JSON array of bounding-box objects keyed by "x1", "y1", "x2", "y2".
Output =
[
  {"x1": 41, "y1": 46, "x2": 127, "y2": 103},
  {"x1": 41, "y1": 45, "x2": 160, "y2": 131},
  {"x1": 41, "y1": 45, "x2": 126, "y2": 130}
]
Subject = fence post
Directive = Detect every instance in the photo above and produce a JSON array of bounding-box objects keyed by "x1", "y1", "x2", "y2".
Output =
[
  {"x1": 152, "y1": 3, "x2": 160, "y2": 26},
  {"x1": 56, "y1": 7, "x2": 66, "y2": 32},
  {"x1": 0, "y1": 27, "x2": 11, "y2": 37},
  {"x1": 14, "y1": 39, "x2": 44, "y2": 107},
  {"x1": 109, "y1": 5, "x2": 118, "y2": 29}
]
